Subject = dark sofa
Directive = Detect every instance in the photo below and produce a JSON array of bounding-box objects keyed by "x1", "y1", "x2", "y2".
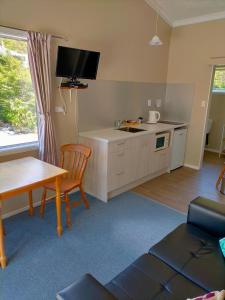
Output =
[{"x1": 56, "y1": 197, "x2": 225, "y2": 300}]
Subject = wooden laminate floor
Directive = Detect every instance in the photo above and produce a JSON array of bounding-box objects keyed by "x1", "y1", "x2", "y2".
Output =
[{"x1": 133, "y1": 151, "x2": 225, "y2": 213}]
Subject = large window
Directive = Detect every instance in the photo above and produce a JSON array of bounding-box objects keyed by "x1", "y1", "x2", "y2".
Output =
[
  {"x1": 0, "y1": 36, "x2": 38, "y2": 149},
  {"x1": 212, "y1": 67, "x2": 225, "y2": 94}
]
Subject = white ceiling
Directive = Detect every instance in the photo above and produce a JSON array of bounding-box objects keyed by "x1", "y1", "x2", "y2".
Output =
[{"x1": 145, "y1": 0, "x2": 225, "y2": 27}]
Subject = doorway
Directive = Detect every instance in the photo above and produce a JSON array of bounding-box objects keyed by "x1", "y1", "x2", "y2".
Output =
[
  {"x1": 205, "y1": 66, "x2": 225, "y2": 155},
  {"x1": 202, "y1": 66, "x2": 225, "y2": 180}
]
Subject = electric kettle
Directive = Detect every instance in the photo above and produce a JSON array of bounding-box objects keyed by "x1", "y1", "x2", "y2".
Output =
[{"x1": 147, "y1": 111, "x2": 160, "y2": 124}]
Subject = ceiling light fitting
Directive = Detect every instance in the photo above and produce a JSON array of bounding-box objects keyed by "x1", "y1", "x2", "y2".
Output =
[{"x1": 149, "y1": 14, "x2": 163, "y2": 46}]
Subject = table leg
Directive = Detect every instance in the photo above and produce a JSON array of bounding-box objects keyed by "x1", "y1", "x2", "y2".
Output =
[
  {"x1": 28, "y1": 190, "x2": 34, "y2": 216},
  {"x1": 0, "y1": 202, "x2": 7, "y2": 269},
  {"x1": 55, "y1": 176, "x2": 62, "y2": 237}
]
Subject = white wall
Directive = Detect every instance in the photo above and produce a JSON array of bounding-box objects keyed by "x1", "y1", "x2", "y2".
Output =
[
  {"x1": 167, "y1": 19, "x2": 225, "y2": 168},
  {"x1": 162, "y1": 83, "x2": 194, "y2": 122}
]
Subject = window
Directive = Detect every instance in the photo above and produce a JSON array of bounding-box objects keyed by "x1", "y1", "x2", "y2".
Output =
[
  {"x1": 212, "y1": 67, "x2": 225, "y2": 94},
  {"x1": 0, "y1": 35, "x2": 38, "y2": 150}
]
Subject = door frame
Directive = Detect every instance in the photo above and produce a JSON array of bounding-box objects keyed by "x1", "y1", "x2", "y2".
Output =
[{"x1": 199, "y1": 64, "x2": 225, "y2": 168}]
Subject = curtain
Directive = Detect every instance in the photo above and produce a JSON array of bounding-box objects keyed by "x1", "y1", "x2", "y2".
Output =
[{"x1": 27, "y1": 31, "x2": 57, "y2": 165}]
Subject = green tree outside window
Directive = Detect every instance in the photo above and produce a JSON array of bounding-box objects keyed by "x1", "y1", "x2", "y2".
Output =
[
  {"x1": 0, "y1": 37, "x2": 37, "y2": 133},
  {"x1": 213, "y1": 69, "x2": 225, "y2": 92}
]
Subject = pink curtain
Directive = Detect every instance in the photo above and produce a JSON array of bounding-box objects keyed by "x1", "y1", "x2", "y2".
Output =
[{"x1": 27, "y1": 31, "x2": 57, "y2": 165}]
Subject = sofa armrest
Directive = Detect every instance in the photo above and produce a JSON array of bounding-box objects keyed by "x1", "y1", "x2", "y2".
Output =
[
  {"x1": 56, "y1": 274, "x2": 117, "y2": 300},
  {"x1": 187, "y1": 196, "x2": 225, "y2": 238}
]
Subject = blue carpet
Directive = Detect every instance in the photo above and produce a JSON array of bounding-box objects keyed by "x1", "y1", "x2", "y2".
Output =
[{"x1": 0, "y1": 192, "x2": 185, "y2": 300}]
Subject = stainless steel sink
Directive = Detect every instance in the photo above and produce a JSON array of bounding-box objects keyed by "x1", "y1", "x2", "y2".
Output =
[{"x1": 116, "y1": 127, "x2": 146, "y2": 133}]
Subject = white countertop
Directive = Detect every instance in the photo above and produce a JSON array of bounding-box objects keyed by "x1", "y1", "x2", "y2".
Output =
[{"x1": 79, "y1": 122, "x2": 188, "y2": 143}]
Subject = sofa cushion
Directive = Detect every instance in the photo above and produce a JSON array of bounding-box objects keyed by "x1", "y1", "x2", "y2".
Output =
[
  {"x1": 106, "y1": 254, "x2": 206, "y2": 300},
  {"x1": 187, "y1": 197, "x2": 225, "y2": 238},
  {"x1": 57, "y1": 274, "x2": 116, "y2": 300},
  {"x1": 149, "y1": 224, "x2": 225, "y2": 292}
]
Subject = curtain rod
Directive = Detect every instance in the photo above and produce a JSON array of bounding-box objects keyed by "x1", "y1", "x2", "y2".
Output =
[{"x1": 0, "y1": 24, "x2": 67, "y2": 41}]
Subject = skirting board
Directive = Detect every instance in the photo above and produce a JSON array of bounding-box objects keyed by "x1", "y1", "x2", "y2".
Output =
[
  {"x1": 2, "y1": 199, "x2": 42, "y2": 220},
  {"x1": 204, "y1": 148, "x2": 220, "y2": 154},
  {"x1": 2, "y1": 188, "x2": 79, "y2": 220},
  {"x1": 184, "y1": 163, "x2": 200, "y2": 170},
  {"x1": 84, "y1": 169, "x2": 168, "y2": 202}
]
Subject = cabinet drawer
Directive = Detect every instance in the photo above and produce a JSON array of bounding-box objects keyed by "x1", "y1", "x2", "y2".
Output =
[
  {"x1": 108, "y1": 150, "x2": 130, "y2": 191},
  {"x1": 108, "y1": 171, "x2": 127, "y2": 191},
  {"x1": 108, "y1": 151, "x2": 126, "y2": 174},
  {"x1": 108, "y1": 139, "x2": 129, "y2": 153}
]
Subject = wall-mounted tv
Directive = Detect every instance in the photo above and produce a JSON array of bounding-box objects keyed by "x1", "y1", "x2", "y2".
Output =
[{"x1": 56, "y1": 46, "x2": 100, "y2": 81}]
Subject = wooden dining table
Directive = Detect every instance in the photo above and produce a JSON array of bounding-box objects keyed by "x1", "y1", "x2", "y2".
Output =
[{"x1": 0, "y1": 156, "x2": 67, "y2": 269}]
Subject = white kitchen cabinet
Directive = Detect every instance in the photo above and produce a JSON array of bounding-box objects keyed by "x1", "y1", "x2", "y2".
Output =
[
  {"x1": 108, "y1": 146, "x2": 132, "y2": 191},
  {"x1": 108, "y1": 134, "x2": 155, "y2": 191},
  {"x1": 79, "y1": 131, "x2": 171, "y2": 202},
  {"x1": 170, "y1": 128, "x2": 187, "y2": 170},
  {"x1": 132, "y1": 134, "x2": 155, "y2": 179},
  {"x1": 152, "y1": 148, "x2": 171, "y2": 174},
  {"x1": 78, "y1": 137, "x2": 109, "y2": 201}
]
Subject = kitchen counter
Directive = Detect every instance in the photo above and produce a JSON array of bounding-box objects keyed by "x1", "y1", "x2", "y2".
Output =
[
  {"x1": 79, "y1": 121, "x2": 189, "y2": 202},
  {"x1": 79, "y1": 122, "x2": 188, "y2": 143}
]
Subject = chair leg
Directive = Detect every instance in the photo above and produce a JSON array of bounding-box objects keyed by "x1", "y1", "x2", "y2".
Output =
[
  {"x1": 40, "y1": 188, "x2": 47, "y2": 217},
  {"x1": 216, "y1": 165, "x2": 225, "y2": 189},
  {"x1": 79, "y1": 185, "x2": 89, "y2": 209},
  {"x1": 65, "y1": 193, "x2": 72, "y2": 228}
]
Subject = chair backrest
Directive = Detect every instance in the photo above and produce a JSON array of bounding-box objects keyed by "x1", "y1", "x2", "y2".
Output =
[{"x1": 60, "y1": 144, "x2": 91, "y2": 182}]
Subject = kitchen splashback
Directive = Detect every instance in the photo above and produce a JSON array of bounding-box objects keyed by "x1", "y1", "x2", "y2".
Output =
[
  {"x1": 78, "y1": 79, "x2": 166, "y2": 132},
  {"x1": 54, "y1": 79, "x2": 194, "y2": 135}
]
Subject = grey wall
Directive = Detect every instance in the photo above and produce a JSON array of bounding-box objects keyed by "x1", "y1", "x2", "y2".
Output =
[
  {"x1": 77, "y1": 79, "x2": 167, "y2": 132},
  {"x1": 162, "y1": 83, "x2": 194, "y2": 122},
  {"x1": 55, "y1": 80, "x2": 194, "y2": 135}
]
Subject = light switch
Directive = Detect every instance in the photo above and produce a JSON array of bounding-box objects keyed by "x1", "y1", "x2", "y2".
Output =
[{"x1": 156, "y1": 99, "x2": 162, "y2": 108}]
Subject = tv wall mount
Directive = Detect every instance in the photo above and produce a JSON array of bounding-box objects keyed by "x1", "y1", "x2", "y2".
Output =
[{"x1": 60, "y1": 79, "x2": 88, "y2": 89}]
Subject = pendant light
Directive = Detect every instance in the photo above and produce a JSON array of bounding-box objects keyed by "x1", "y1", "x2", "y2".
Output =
[{"x1": 149, "y1": 13, "x2": 163, "y2": 46}]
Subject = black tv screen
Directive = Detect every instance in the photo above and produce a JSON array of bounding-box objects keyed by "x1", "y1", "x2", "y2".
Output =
[{"x1": 56, "y1": 46, "x2": 100, "y2": 80}]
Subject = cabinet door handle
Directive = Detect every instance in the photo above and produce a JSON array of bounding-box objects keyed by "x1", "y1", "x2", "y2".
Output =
[{"x1": 117, "y1": 142, "x2": 125, "y2": 146}]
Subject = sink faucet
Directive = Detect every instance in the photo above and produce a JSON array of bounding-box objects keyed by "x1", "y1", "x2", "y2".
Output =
[{"x1": 114, "y1": 120, "x2": 124, "y2": 128}]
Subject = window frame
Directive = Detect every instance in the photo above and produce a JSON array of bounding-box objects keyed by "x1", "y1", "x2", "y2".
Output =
[
  {"x1": 212, "y1": 89, "x2": 225, "y2": 94},
  {"x1": 0, "y1": 27, "x2": 39, "y2": 155},
  {"x1": 212, "y1": 66, "x2": 225, "y2": 94},
  {"x1": 0, "y1": 141, "x2": 39, "y2": 157}
]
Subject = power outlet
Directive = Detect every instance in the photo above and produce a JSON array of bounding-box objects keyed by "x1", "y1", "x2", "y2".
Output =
[
  {"x1": 147, "y1": 99, "x2": 152, "y2": 107},
  {"x1": 55, "y1": 106, "x2": 65, "y2": 113},
  {"x1": 156, "y1": 99, "x2": 162, "y2": 108}
]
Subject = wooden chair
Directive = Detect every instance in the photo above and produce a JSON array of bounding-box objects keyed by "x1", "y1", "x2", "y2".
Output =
[
  {"x1": 40, "y1": 144, "x2": 91, "y2": 227},
  {"x1": 216, "y1": 163, "x2": 225, "y2": 189}
]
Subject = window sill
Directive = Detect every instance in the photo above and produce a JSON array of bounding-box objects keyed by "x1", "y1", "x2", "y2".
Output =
[
  {"x1": 0, "y1": 142, "x2": 39, "y2": 157},
  {"x1": 212, "y1": 90, "x2": 225, "y2": 94}
]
